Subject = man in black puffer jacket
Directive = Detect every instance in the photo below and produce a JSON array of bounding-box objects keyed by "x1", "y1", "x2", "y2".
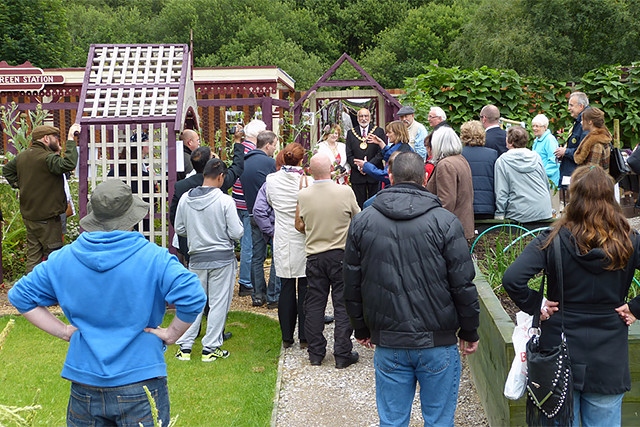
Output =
[{"x1": 344, "y1": 151, "x2": 480, "y2": 427}]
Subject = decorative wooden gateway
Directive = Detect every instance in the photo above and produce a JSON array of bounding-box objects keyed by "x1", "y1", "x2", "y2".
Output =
[
  {"x1": 293, "y1": 53, "x2": 401, "y2": 148},
  {"x1": 76, "y1": 44, "x2": 199, "y2": 246}
]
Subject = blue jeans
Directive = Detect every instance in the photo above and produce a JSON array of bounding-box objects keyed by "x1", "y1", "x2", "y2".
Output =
[
  {"x1": 374, "y1": 345, "x2": 460, "y2": 427},
  {"x1": 572, "y1": 390, "x2": 623, "y2": 427},
  {"x1": 237, "y1": 209, "x2": 253, "y2": 288},
  {"x1": 250, "y1": 222, "x2": 280, "y2": 304},
  {"x1": 67, "y1": 377, "x2": 169, "y2": 427}
]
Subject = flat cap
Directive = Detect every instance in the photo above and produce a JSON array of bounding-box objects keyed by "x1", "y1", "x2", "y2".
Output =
[
  {"x1": 32, "y1": 125, "x2": 60, "y2": 141},
  {"x1": 397, "y1": 106, "x2": 415, "y2": 116}
]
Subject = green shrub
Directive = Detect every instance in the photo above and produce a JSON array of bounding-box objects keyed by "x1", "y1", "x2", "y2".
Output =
[{"x1": 1, "y1": 183, "x2": 27, "y2": 282}]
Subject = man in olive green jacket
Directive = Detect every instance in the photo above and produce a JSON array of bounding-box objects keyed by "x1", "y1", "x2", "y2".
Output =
[{"x1": 3, "y1": 123, "x2": 80, "y2": 272}]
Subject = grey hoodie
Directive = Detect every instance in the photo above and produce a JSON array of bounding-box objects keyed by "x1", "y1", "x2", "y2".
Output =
[
  {"x1": 494, "y1": 148, "x2": 553, "y2": 222},
  {"x1": 174, "y1": 186, "x2": 244, "y2": 267}
]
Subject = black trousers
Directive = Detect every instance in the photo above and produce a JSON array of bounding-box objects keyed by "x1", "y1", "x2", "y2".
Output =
[
  {"x1": 279, "y1": 277, "x2": 307, "y2": 343},
  {"x1": 351, "y1": 181, "x2": 380, "y2": 209},
  {"x1": 304, "y1": 249, "x2": 353, "y2": 361}
]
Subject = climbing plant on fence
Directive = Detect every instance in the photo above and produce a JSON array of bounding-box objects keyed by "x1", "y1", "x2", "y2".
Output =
[{"x1": 401, "y1": 62, "x2": 640, "y2": 147}]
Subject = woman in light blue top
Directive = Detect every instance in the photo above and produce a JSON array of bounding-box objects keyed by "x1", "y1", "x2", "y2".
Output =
[{"x1": 531, "y1": 114, "x2": 560, "y2": 187}]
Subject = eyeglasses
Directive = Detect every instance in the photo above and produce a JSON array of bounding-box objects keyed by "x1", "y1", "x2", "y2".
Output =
[
  {"x1": 531, "y1": 124, "x2": 545, "y2": 128},
  {"x1": 479, "y1": 115, "x2": 486, "y2": 119},
  {"x1": 428, "y1": 115, "x2": 438, "y2": 119},
  {"x1": 358, "y1": 114, "x2": 370, "y2": 118}
]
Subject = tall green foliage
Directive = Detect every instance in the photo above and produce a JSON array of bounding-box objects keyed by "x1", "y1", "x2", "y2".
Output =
[{"x1": 0, "y1": 0, "x2": 71, "y2": 68}]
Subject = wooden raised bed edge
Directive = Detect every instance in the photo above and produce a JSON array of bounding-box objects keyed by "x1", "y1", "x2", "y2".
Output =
[{"x1": 468, "y1": 264, "x2": 640, "y2": 426}]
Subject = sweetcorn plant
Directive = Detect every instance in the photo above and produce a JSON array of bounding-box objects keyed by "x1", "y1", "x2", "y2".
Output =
[{"x1": 0, "y1": 102, "x2": 50, "y2": 159}]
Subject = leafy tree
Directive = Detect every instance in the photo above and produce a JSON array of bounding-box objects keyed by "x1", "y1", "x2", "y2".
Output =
[
  {"x1": 66, "y1": 3, "x2": 151, "y2": 66},
  {"x1": 450, "y1": 0, "x2": 640, "y2": 81},
  {"x1": 0, "y1": 0, "x2": 72, "y2": 68},
  {"x1": 151, "y1": 0, "x2": 333, "y2": 89},
  {"x1": 359, "y1": 0, "x2": 475, "y2": 88},
  {"x1": 231, "y1": 39, "x2": 328, "y2": 90}
]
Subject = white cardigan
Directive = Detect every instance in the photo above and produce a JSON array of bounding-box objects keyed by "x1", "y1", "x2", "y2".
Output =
[{"x1": 265, "y1": 167, "x2": 313, "y2": 278}]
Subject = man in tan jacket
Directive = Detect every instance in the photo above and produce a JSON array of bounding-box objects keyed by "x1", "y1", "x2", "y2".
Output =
[{"x1": 296, "y1": 153, "x2": 360, "y2": 368}]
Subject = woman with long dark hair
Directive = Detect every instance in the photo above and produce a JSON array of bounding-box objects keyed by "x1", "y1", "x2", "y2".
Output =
[{"x1": 503, "y1": 165, "x2": 640, "y2": 426}]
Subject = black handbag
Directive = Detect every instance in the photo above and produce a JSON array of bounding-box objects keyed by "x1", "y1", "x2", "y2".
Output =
[
  {"x1": 610, "y1": 144, "x2": 631, "y2": 183},
  {"x1": 525, "y1": 236, "x2": 573, "y2": 426}
]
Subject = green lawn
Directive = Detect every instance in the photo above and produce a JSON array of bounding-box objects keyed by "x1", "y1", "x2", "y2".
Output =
[{"x1": 0, "y1": 311, "x2": 281, "y2": 426}]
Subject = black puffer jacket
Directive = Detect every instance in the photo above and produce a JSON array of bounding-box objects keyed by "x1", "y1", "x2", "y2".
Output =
[{"x1": 343, "y1": 183, "x2": 479, "y2": 348}]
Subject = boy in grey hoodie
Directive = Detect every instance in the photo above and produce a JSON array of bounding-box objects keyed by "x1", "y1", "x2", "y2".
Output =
[{"x1": 174, "y1": 158, "x2": 244, "y2": 361}]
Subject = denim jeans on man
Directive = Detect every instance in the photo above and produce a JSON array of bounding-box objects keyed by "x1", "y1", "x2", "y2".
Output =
[
  {"x1": 571, "y1": 390, "x2": 623, "y2": 427},
  {"x1": 237, "y1": 209, "x2": 253, "y2": 289},
  {"x1": 67, "y1": 377, "x2": 169, "y2": 427},
  {"x1": 374, "y1": 344, "x2": 460, "y2": 426},
  {"x1": 250, "y1": 222, "x2": 280, "y2": 304}
]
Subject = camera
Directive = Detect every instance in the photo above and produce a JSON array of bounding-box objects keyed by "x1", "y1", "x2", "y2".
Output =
[
  {"x1": 229, "y1": 125, "x2": 237, "y2": 135},
  {"x1": 335, "y1": 164, "x2": 346, "y2": 174}
]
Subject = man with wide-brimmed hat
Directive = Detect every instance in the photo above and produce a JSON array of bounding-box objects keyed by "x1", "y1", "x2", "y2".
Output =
[
  {"x1": 3, "y1": 123, "x2": 80, "y2": 272},
  {"x1": 8, "y1": 179, "x2": 206, "y2": 426}
]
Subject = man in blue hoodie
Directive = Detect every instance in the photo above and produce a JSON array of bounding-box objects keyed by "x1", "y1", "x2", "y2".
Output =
[{"x1": 8, "y1": 179, "x2": 206, "y2": 427}]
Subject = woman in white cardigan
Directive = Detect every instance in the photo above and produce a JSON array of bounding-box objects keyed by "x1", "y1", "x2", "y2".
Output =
[{"x1": 266, "y1": 143, "x2": 313, "y2": 348}]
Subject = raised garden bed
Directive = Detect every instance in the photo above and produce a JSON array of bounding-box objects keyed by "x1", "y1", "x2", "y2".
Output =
[{"x1": 468, "y1": 265, "x2": 640, "y2": 426}]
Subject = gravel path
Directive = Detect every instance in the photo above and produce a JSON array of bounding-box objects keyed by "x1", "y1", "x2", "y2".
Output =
[
  {"x1": 273, "y1": 319, "x2": 488, "y2": 427},
  {"x1": 231, "y1": 291, "x2": 488, "y2": 427}
]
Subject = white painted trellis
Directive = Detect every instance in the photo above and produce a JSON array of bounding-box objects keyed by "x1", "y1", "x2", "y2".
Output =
[{"x1": 76, "y1": 44, "x2": 199, "y2": 247}]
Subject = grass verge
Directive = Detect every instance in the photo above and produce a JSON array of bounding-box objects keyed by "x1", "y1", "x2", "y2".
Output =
[{"x1": 0, "y1": 311, "x2": 281, "y2": 426}]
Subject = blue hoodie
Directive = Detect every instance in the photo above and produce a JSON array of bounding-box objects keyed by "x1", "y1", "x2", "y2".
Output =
[{"x1": 8, "y1": 231, "x2": 205, "y2": 387}]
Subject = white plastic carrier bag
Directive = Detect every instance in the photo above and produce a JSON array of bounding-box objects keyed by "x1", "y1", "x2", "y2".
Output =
[{"x1": 504, "y1": 310, "x2": 534, "y2": 400}]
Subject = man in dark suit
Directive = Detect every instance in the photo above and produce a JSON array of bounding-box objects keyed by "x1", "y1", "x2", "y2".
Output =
[
  {"x1": 480, "y1": 105, "x2": 507, "y2": 156},
  {"x1": 554, "y1": 91, "x2": 590, "y2": 187},
  {"x1": 170, "y1": 144, "x2": 244, "y2": 261},
  {"x1": 345, "y1": 108, "x2": 386, "y2": 208}
]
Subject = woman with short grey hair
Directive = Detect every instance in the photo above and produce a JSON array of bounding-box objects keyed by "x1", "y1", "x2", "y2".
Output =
[
  {"x1": 531, "y1": 113, "x2": 560, "y2": 187},
  {"x1": 426, "y1": 126, "x2": 475, "y2": 239}
]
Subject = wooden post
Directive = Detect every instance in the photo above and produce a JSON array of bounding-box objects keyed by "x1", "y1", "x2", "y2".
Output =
[{"x1": 614, "y1": 118, "x2": 620, "y2": 147}]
